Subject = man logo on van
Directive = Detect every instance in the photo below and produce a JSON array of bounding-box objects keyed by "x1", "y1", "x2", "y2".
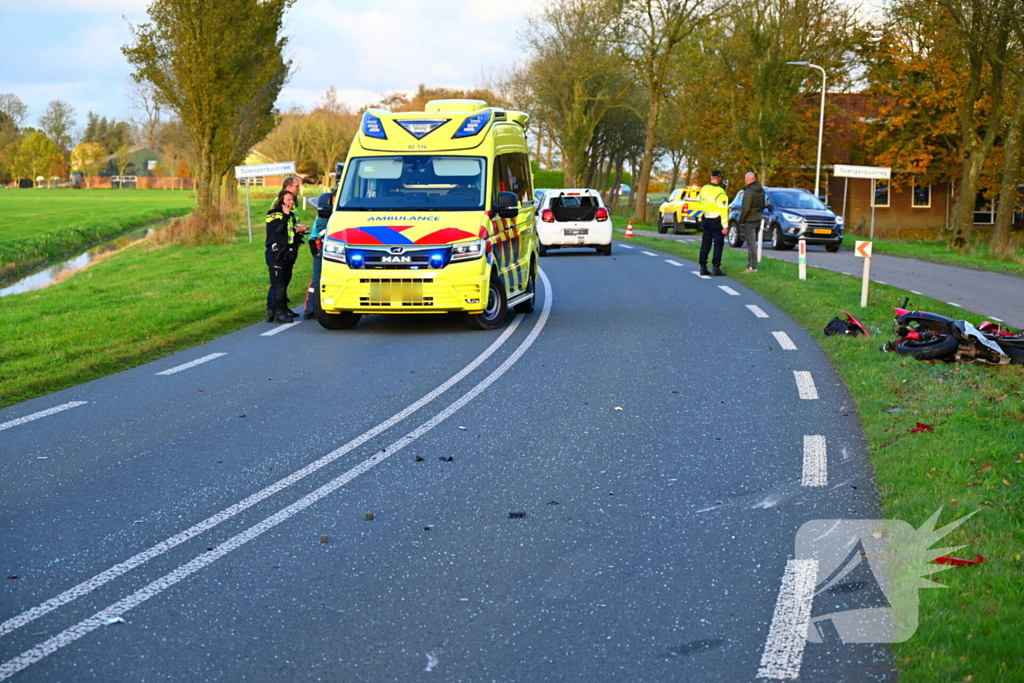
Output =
[{"x1": 381, "y1": 255, "x2": 413, "y2": 264}]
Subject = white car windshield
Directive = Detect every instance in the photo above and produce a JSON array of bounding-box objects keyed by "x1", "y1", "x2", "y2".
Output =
[{"x1": 337, "y1": 155, "x2": 487, "y2": 211}]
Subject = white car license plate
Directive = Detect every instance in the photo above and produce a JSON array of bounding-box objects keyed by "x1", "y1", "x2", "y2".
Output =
[{"x1": 564, "y1": 229, "x2": 589, "y2": 236}]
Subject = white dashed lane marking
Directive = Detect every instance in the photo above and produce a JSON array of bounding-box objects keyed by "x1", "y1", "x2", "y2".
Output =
[
  {"x1": 0, "y1": 402, "x2": 88, "y2": 433},
  {"x1": 746, "y1": 305, "x2": 769, "y2": 318},
  {"x1": 802, "y1": 435, "x2": 827, "y2": 486},
  {"x1": 155, "y1": 353, "x2": 227, "y2": 376},
  {"x1": 691, "y1": 271, "x2": 712, "y2": 280},
  {"x1": 793, "y1": 371, "x2": 819, "y2": 400},
  {"x1": 618, "y1": 244, "x2": 634, "y2": 249},
  {"x1": 260, "y1": 320, "x2": 301, "y2": 337},
  {"x1": 642, "y1": 251, "x2": 657, "y2": 256},
  {"x1": 718, "y1": 285, "x2": 740, "y2": 296},
  {"x1": 665, "y1": 260, "x2": 683, "y2": 267},
  {"x1": 772, "y1": 331, "x2": 798, "y2": 350},
  {"x1": 757, "y1": 558, "x2": 819, "y2": 680}
]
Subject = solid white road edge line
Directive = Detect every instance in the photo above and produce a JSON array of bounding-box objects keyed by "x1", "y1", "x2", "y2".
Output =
[
  {"x1": 756, "y1": 558, "x2": 819, "y2": 680},
  {"x1": 0, "y1": 302, "x2": 530, "y2": 640},
  {"x1": 0, "y1": 402, "x2": 88, "y2": 433},
  {"x1": 946, "y1": 302, "x2": 962, "y2": 308},
  {"x1": 719, "y1": 285, "x2": 740, "y2": 296},
  {"x1": 991, "y1": 317, "x2": 1004, "y2": 322},
  {"x1": 665, "y1": 260, "x2": 683, "y2": 266},
  {"x1": 910, "y1": 290, "x2": 922, "y2": 295},
  {"x1": 802, "y1": 435, "x2": 827, "y2": 487},
  {"x1": 772, "y1": 331, "x2": 798, "y2": 350},
  {"x1": 793, "y1": 371, "x2": 819, "y2": 400},
  {"x1": 746, "y1": 305, "x2": 769, "y2": 319},
  {"x1": 260, "y1": 320, "x2": 301, "y2": 337},
  {"x1": 642, "y1": 250, "x2": 657, "y2": 256},
  {"x1": 0, "y1": 271, "x2": 554, "y2": 682},
  {"x1": 154, "y1": 353, "x2": 227, "y2": 376}
]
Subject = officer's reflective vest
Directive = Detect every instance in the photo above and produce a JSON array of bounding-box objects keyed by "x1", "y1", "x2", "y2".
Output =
[{"x1": 698, "y1": 183, "x2": 729, "y2": 221}]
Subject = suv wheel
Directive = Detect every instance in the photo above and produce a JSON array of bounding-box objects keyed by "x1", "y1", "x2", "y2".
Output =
[
  {"x1": 727, "y1": 222, "x2": 744, "y2": 248},
  {"x1": 770, "y1": 225, "x2": 793, "y2": 251},
  {"x1": 826, "y1": 243, "x2": 841, "y2": 253}
]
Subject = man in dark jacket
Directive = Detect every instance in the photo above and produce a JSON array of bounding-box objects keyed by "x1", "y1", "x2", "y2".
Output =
[{"x1": 739, "y1": 172, "x2": 765, "y2": 273}]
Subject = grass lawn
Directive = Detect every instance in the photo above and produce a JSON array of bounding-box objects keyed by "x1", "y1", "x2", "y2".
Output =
[
  {"x1": 0, "y1": 201, "x2": 316, "y2": 409},
  {"x1": 614, "y1": 217, "x2": 1023, "y2": 682},
  {"x1": 0, "y1": 188, "x2": 196, "y2": 280}
]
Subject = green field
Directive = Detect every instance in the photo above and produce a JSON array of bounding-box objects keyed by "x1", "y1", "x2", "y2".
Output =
[
  {"x1": 614, "y1": 218, "x2": 1023, "y2": 683},
  {"x1": 0, "y1": 188, "x2": 196, "y2": 280}
]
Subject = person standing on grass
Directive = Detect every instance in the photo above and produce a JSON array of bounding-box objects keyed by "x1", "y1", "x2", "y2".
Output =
[
  {"x1": 739, "y1": 171, "x2": 765, "y2": 273},
  {"x1": 698, "y1": 170, "x2": 730, "y2": 277},
  {"x1": 265, "y1": 190, "x2": 308, "y2": 323}
]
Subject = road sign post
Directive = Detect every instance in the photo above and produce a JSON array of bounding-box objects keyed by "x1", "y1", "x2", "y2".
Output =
[
  {"x1": 758, "y1": 218, "x2": 764, "y2": 266},
  {"x1": 855, "y1": 240, "x2": 873, "y2": 308},
  {"x1": 233, "y1": 161, "x2": 297, "y2": 243},
  {"x1": 798, "y1": 237, "x2": 807, "y2": 280},
  {"x1": 833, "y1": 165, "x2": 891, "y2": 242}
]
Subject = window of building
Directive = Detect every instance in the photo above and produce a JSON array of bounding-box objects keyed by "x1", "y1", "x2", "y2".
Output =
[
  {"x1": 872, "y1": 180, "x2": 890, "y2": 208},
  {"x1": 973, "y1": 192, "x2": 995, "y2": 224},
  {"x1": 912, "y1": 183, "x2": 930, "y2": 208}
]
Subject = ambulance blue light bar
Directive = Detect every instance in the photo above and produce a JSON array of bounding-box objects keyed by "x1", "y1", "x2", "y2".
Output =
[
  {"x1": 362, "y1": 113, "x2": 387, "y2": 140},
  {"x1": 453, "y1": 111, "x2": 492, "y2": 139}
]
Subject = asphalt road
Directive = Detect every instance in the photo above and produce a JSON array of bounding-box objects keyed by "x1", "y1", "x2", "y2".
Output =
[
  {"x1": 636, "y1": 228, "x2": 1024, "y2": 329},
  {"x1": 2, "y1": 243, "x2": 895, "y2": 682}
]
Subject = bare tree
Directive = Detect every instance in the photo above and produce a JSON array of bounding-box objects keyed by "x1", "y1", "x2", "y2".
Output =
[
  {"x1": 39, "y1": 100, "x2": 77, "y2": 152},
  {"x1": 608, "y1": 0, "x2": 710, "y2": 221},
  {"x1": 0, "y1": 93, "x2": 29, "y2": 128},
  {"x1": 127, "y1": 79, "x2": 163, "y2": 151}
]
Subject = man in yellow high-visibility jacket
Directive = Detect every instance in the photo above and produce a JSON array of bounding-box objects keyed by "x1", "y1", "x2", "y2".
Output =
[{"x1": 698, "y1": 170, "x2": 729, "y2": 276}]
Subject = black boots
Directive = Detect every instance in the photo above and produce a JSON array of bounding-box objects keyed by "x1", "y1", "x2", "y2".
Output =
[
  {"x1": 271, "y1": 307, "x2": 294, "y2": 324},
  {"x1": 265, "y1": 308, "x2": 275, "y2": 323},
  {"x1": 712, "y1": 266, "x2": 726, "y2": 276},
  {"x1": 699, "y1": 265, "x2": 711, "y2": 276}
]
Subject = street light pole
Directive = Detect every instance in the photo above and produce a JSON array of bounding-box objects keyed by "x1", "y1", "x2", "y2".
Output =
[{"x1": 787, "y1": 61, "x2": 826, "y2": 200}]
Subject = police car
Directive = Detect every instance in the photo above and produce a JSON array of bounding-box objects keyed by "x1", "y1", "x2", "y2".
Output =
[{"x1": 657, "y1": 186, "x2": 703, "y2": 234}]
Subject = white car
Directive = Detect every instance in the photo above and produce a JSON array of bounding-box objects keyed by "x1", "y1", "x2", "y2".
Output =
[{"x1": 535, "y1": 188, "x2": 612, "y2": 256}]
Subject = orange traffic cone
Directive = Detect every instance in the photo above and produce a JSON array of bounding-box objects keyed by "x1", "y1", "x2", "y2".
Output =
[{"x1": 625, "y1": 221, "x2": 634, "y2": 238}]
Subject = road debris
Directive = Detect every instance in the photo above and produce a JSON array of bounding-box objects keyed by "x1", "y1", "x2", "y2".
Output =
[
  {"x1": 547, "y1": 501, "x2": 559, "y2": 505},
  {"x1": 365, "y1": 513, "x2": 374, "y2": 521},
  {"x1": 320, "y1": 535, "x2": 330, "y2": 543},
  {"x1": 423, "y1": 525, "x2": 432, "y2": 531},
  {"x1": 885, "y1": 408, "x2": 904, "y2": 413},
  {"x1": 439, "y1": 456, "x2": 453, "y2": 462},
  {"x1": 508, "y1": 512, "x2": 526, "y2": 519},
  {"x1": 104, "y1": 617, "x2": 125, "y2": 626},
  {"x1": 934, "y1": 555, "x2": 983, "y2": 566},
  {"x1": 415, "y1": 455, "x2": 424, "y2": 462},
  {"x1": 614, "y1": 407, "x2": 623, "y2": 411},
  {"x1": 7, "y1": 575, "x2": 18, "y2": 580},
  {"x1": 458, "y1": 426, "x2": 467, "y2": 431},
  {"x1": 909, "y1": 422, "x2": 934, "y2": 433}
]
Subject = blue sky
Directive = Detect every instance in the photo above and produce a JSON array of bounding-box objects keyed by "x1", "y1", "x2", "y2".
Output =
[{"x1": 0, "y1": 0, "x2": 541, "y2": 131}]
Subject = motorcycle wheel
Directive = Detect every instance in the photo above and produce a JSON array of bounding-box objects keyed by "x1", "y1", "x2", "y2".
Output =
[{"x1": 893, "y1": 334, "x2": 958, "y2": 361}]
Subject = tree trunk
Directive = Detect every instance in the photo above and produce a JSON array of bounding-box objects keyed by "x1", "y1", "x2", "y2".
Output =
[
  {"x1": 633, "y1": 97, "x2": 661, "y2": 222},
  {"x1": 991, "y1": 77, "x2": 1024, "y2": 256}
]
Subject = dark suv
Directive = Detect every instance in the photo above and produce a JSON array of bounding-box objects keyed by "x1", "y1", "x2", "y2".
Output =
[{"x1": 727, "y1": 187, "x2": 844, "y2": 252}]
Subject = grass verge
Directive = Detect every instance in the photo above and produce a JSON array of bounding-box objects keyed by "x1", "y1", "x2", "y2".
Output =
[
  {"x1": 841, "y1": 235, "x2": 1024, "y2": 278},
  {"x1": 0, "y1": 188, "x2": 196, "y2": 280},
  {"x1": 0, "y1": 213, "x2": 313, "y2": 409},
  {"x1": 614, "y1": 217, "x2": 1023, "y2": 682}
]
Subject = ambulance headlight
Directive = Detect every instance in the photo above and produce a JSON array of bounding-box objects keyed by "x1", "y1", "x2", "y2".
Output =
[
  {"x1": 323, "y1": 241, "x2": 347, "y2": 263},
  {"x1": 453, "y1": 111, "x2": 492, "y2": 139},
  {"x1": 451, "y1": 240, "x2": 485, "y2": 262}
]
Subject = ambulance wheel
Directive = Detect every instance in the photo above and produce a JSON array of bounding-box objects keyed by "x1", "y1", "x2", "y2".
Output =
[
  {"x1": 514, "y1": 266, "x2": 536, "y2": 314},
  {"x1": 314, "y1": 296, "x2": 361, "y2": 330},
  {"x1": 657, "y1": 215, "x2": 668, "y2": 234},
  {"x1": 464, "y1": 272, "x2": 507, "y2": 330}
]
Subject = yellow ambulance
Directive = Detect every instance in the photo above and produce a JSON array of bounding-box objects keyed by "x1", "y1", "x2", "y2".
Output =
[{"x1": 312, "y1": 100, "x2": 538, "y2": 330}]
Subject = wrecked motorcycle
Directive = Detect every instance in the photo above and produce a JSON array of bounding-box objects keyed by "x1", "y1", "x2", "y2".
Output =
[{"x1": 883, "y1": 298, "x2": 1024, "y2": 365}]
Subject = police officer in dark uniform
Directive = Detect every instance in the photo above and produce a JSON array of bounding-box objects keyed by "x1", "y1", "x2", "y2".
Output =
[{"x1": 265, "y1": 190, "x2": 308, "y2": 323}]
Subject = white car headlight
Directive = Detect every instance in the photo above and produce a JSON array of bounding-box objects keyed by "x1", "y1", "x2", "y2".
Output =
[
  {"x1": 323, "y1": 240, "x2": 346, "y2": 262},
  {"x1": 781, "y1": 212, "x2": 803, "y2": 223}
]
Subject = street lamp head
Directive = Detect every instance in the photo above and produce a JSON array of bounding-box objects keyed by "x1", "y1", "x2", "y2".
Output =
[{"x1": 786, "y1": 61, "x2": 809, "y2": 66}]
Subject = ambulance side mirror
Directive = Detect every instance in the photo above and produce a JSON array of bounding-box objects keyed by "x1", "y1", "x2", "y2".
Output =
[
  {"x1": 495, "y1": 191, "x2": 519, "y2": 219},
  {"x1": 316, "y1": 191, "x2": 334, "y2": 219}
]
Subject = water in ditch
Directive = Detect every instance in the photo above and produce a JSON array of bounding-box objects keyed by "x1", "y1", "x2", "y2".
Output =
[{"x1": 0, "y1": 222, "x2": 165, "y2": 298}]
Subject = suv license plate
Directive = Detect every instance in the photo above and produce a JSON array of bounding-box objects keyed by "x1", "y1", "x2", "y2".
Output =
[
  {"x1": 564, "y1": 229, "x2": 589, "y2": 236},
  {"x1": 813, "y1": 229, "x2": 832, "y2": 235}
]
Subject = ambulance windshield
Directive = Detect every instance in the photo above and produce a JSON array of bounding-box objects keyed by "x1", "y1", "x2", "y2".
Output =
[{"x1": 337, "y1": 155, "x2": 487, "y2": 211}]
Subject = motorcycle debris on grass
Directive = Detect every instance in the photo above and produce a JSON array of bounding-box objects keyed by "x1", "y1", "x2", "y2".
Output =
[{"x1": 881, "y1": 298, "x2": 1024, "y2": 366}]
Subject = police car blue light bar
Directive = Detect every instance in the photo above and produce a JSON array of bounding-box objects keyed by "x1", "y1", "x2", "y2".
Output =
[
  {"x1": 453, "y1": 111, "x2": 491, "y2": 139},
  {"x1": 362, "y1": 113, "x2": 387, "y2": 139}
]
